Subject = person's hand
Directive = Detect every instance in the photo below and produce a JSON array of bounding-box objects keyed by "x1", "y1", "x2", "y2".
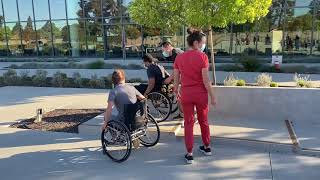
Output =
[
  {"x1": 210, "y1": 95, "x2": 217, "y2": 106},
  {"x1": 101, "y1": 121, "x2": 108, "y2": 130},
  {"x1": 143, "y1": 93, "x2": 148, "y2": 98}
]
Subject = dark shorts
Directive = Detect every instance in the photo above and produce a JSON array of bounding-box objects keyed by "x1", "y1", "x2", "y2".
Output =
[{"x1": 134, "y1": 84, "x2": 162, "y2": 95}]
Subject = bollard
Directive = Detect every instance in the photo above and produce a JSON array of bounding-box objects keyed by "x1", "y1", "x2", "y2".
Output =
[
  {"x1": 274, "y1": 61, "x2": 280, "y2": 71},
  {"x1": 35, "y1": 108, "x2": 43, "y2": 123}
]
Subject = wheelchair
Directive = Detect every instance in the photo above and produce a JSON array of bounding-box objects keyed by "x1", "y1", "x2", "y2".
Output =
[
  {"x1": 147, "y1": 84, "x2": 180, "y2": 122},
  {"x1": 101, "y1": 100, "x2": 160, "y2": 163}
]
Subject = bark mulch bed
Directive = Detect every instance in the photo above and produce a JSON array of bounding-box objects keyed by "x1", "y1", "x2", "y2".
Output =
[{"x1": 10, "y1": 109, "x2": 105, "y2": 133}]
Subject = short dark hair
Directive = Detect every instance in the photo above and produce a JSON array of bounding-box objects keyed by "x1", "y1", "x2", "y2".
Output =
[
  {"x1": 187, "y1": 30, "x2": 206, "y2": 47},
  {"x1": 142, "y1": 53, "x2": 156, "y2": 63},
  {"x1": 112, "y1": 69, "x2": 125, "y2": 85},
  {"x1": 160, "y1": 41, "x2": 172, "y2": 47}
]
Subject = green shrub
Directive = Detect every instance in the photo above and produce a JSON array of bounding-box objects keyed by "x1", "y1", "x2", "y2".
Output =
[
  {"x1": 224, "y1": 73, "x2": 238, "y2": 86},
  {"x1": 236, "y1": 79, "x2": 246, "y2": 86},
  {"x1": 3, "y1": 69, "x2": 19, "y2": 85},
  {"x1": 52, "y1": 71, "x2": 69, "y2": 87},
  {"x1": 87, "y1": 61, "x2": 105, "y2": 69},
  {"x1": 270, "y1": 82, "x2": 279, "y2": 87},
  {"x1": 127, "y1": 78, "x2": 145, "y2": 83},
  {"x1": 294, "y1": 73, "x2": 314, "y2": 88},
  {"x1": 127, "y1": 64, "x2": 144, "y2": 70},
  {"x1": 72, "y1": 72, "x2": 83, "y2": 88},
  {"x1": 282, "y1": 65, "x2": 306, "y2": 74},
  {"x1": 239, "y1": 56, "x2": 261, "y2": 72},
  {"x1": 32, "y1": 70, "x2": 48, "y2": 87},
  {"x1": 0, "y1": 76, "x2": 4, "y2": 87},
  {"x1": 19, "y1": 70, "x2": 32, "y2": 86},
  {"x1": 9, "y1": 64, "x2": 19, "y2": 69},
  {"x1": 102, "y1": 76, "x2": 113, "y2": 88},
  {"x1": 256, "y1": 73, "x2": 272, "y2": 87},
  {"x1": 89, "y1": 74, "x2": 105, "y2": 88}
]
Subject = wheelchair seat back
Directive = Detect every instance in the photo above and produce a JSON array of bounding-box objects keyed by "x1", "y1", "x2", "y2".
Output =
[{"x1": 123, "y1": 101, "x2": 146, "y2": 131}]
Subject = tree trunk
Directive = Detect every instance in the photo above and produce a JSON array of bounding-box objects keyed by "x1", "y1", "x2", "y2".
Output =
[{"x1": 209, "y1": 27, "x2": 216, "y2": 85}]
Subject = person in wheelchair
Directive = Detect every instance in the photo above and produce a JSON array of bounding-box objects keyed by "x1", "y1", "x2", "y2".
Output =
[
  {"x1": 135, "y1": 54, "x2": 173, "y2": 97},
  {"x1": 102, "y1": 69, "x2": 145, "y2": 130}
]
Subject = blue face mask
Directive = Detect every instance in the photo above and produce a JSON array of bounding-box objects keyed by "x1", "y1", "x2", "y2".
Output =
[
  {"x1": 162, "y1": 51, "x2": 170, "y2": 58},
  {"x1": 200, "y1": 44, "x2": 206, "y2": 52}
]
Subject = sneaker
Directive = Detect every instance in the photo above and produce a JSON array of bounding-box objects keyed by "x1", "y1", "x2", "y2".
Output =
[
  {"x1": 185, "y1": 154, "x2": 194, "y2": 164},
  {"x1": 199, "y1": 146, "x2": 212, "y2": 156}
]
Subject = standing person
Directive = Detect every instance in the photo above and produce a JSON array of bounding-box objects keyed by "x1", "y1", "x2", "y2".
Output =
[
  {"x1": 160, "y1": 40, "x2": 184, "y2": 62},
  {"x1": 173, "y1": 30, "x2": 216, "y2": 164}
]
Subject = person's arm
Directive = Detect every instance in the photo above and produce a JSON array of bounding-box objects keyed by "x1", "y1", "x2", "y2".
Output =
[
  {"x1": 134, "y1": 87, "x2": 145, "y2": 100},
  {"x1": 173, "y1": 69, "x2": 180, "y2": 94},
  {"x1": 102, "y1": 101, "x2": 114, "y2": 129},
  {"x1": 145, "y1": 78, "x2": 155, "y2": 96},
  {"x1": 202, "y1": 65, "x2": 216, "y2": 106},
  {"x1": 163, "y1": 69, "x2": 173, "y2": 84}
]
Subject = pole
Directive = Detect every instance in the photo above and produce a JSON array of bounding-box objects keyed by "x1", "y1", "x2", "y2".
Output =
[{"x1": 209, "y1": 27, "x2": 216, "y2": 85}]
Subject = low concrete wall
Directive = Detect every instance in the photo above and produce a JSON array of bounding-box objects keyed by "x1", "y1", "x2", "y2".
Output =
[{"x1": 210, "y1": 86, "x2": 320, "y2": 122}]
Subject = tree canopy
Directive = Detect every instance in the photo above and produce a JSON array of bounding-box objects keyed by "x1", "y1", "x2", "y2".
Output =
[{"x1": 129, "y1": 0, "x2": 272, "y2": 31}]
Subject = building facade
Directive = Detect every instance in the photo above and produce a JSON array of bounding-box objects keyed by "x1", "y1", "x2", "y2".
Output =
[{"x1": 0, "y1": 0, "x2": 319, "y2": 59}]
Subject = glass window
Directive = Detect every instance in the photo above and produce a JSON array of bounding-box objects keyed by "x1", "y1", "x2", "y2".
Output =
[
  {"x1": 125, "y1": 24, "x2": 142, "y2": 58},
  {"x1": 21, "y1": 19, "x2": 37, "y2": 56},
  {"x1": 6, "y1": 22, "x2": 22, "y2": 56},
  {"x1": 69, "y1": 19, "x2": 86, "y2": 57},
  {"x1": 51, "y1": 20, "x2": 69, "y2": 56},
  {"x1": 2, "y1": 0, "x2": 18, "y2": 22},
  {"x1": 49, "y1": 0, "x2": 66, "y2": 20},
  {"x1": 34, "y1": 0, "x2": 49, "y2": 20},
  {"x1": 105, "y1": 24, "x2": 123, "y2": 58},
  {"x1": 86, "y1": 19, "x2": 103, "y2": 57},
  {"x1": 66, "y1": 0, "x2": 83, "y2": 19},
  {"x1": 83, "y1": 0, "x2": 101, "y2": 19},
  {"x1": 312, "y1": 5, "x2": 320, "y2": 56},
  {"x1": 18, "y1": 0, "x2": 34, "y2": 22},
  {"x1": 284, "y1": 7, "x2": 313, "y2": 56},
  {"x1": 36, "y1": 21, "x2": 53, "y2": 56},
  {"x1": 287, "y1": 0, "x2": 313, "y2": 8}
]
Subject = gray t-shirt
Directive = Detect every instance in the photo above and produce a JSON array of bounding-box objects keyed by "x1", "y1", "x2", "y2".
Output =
[{"x1": 108, "y1": 84, "x2": 142, "y2": 122}]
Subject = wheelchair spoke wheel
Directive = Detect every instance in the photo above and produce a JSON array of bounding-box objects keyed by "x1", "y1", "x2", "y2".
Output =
[
  {"x1": 101, "y1": 120, "x2": 132, "y2": 163},
  {"x1": 169, "y1": 93, "x2": 179, "y2": 113},
  {"x1": 139, "y1": 115, "x2": 160, "y2": 147},
  {"x1": 147, "y1": 92, "x2": 171, "y2": 122}
]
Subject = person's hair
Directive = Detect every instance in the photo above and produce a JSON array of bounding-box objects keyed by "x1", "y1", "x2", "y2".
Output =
[
  {"x1": 112, "y1": 69, "x2": 125, "y2": 85},
  {"x1": 162, "y1": 41, "x2": 172, "y2": 47},
  {"x1": 187, "y1": 28, "x2": 206, "y2": 47},
  {"x1": 142, "y1": 53, "x2": 156, "y2": 63}
]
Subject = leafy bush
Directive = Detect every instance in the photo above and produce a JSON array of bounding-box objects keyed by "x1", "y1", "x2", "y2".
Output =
[
  {"x1": 3, "y1": 69, "x2": 19, "y2": 85},
  {"x1": 89, "y1": 74, "x2": 105, "y2": 88},
  {"x1": 19, "y1": 70, "x2": 32, "y2": 86},
  {"x1": 281, "y1": 65, "x2": 306, "y2": 74},
  {"x1": 236, "y1": 79, "x2": 246, "y2": 86},
  {"x1": 270, "y1": 82, "x2": 279, "y2": 87},
  {"x1": 239, "y1": 56, "x2": 261, "y2": 72},
  {"x1": 102, "y1": 76, "x2": 113, "y2": 88},
  {"x1": 32, "y1": 70, "x2": 48, "y2": 87},
  {"x1": 127, "y1": 78, "x2": 145, "y2": 83},
  {"x1": 72, "y1": 72, "x2": 83, "y2": 88},
  {"x1": 0, "y1": 76, "x2": 4, "y2": 86},
  {"x1": 294, "y1": 73, "x2": 314, "y2": 88},
  {"x1": 127, "y1": 64, "x2": 144, "y2": 70},
  {"x1": 87, "y1": 61, "x2": 105, "y2": 69},
  {"x1": 224, "y1": 73, "x2": 238, "y2": 86},
  {"x1": 256, "y1": 73, "x2": 272, "y2": 87},
  {"x1": 52, "y1": 71, "x2": 69, "y2": 87}
]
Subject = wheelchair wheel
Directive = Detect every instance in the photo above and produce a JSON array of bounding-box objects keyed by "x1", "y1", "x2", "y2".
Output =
[
  {"x1": 139, "y1": 114, "x2": 160, "y2": 147},
  {"x1": 101, "y1": 120, "x2": 132, "y2": 163},
  {"x1": 147, "y1": 92, "x2": 172, "y2": 122}
]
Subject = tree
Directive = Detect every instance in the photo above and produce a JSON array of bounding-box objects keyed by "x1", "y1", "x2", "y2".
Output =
[
  {"x1": 12, "y1": 23, "x2": 22, "y2": 37},
  {"x1": 129, "y1": 0, "x2": 272, "y2": 84},
  {"x1": 23, "y1": 16, "x2": 36, "y2": 45}
]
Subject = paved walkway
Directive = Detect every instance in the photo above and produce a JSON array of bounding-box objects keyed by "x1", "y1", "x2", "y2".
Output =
[
  {"x1": 1, "y1": 126, "x2": 320, "y2": 180},
  {"x1": 0, "y1": 86, "x2": 320, "y2": 179}
]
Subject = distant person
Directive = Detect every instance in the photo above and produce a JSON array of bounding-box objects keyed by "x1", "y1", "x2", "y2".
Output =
[
  {"x1": 295, "y1": 35, "x2": 300, "y2": 50},
  {"x1": 160, "y1": 40, "x2": 183, "y2": 62},
  {"x1": 173, "y1": 30, "x2": 216, "y2": 164},
  {"x1": 265, "y1": 34, "x2": 271, "y2": 45}
]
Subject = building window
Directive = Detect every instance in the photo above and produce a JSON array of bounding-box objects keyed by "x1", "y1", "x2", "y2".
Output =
[
  {"x1": 2, "y1": 0, "x2": 18, "y2": 22},
  {"x1": 33, "y1": 0, "x2": 50, "y2": 21},
  {"x1": 49, "y1": 0, "x2": 67, "y2": 20}
]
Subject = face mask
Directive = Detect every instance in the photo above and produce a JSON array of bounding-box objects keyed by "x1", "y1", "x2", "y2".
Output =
[
  {"x1": 200, "y1": 44, "x2": 206, "y2": 52},
  {"x1": 162, "y1": 51, "x2": 170, "y2": 58}
]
